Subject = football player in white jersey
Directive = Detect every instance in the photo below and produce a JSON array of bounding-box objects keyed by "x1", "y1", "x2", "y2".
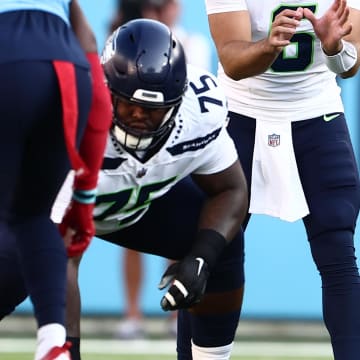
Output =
[
  {"x1": 0, "y1": 19, "x2": 248, "y2": 360},
  {"x1": 205, "y1": 0, "x2": 360, "y2": 359}
]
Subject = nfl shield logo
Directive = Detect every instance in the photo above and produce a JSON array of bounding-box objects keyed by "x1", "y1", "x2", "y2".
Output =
[{"x1": 268, "y1": 133, "x2": 280, "y2": 147}]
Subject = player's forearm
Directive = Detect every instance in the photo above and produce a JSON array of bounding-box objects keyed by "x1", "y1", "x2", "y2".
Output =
[
  {"x1": 208, "y1": 11, "x2": 279, "y2": 80},
  {"x1": 192, "y1": 162, "x2": 248, "y2": 243},
  {"x1": 69, "y1": 0, "x2": 97, "y2": 53},
  {"x1": 211, "y1": 7, "x2": 301, "y2": 81},
  {"x1": 74, "y1": 53, "x2": 112, "y2": 191},
  {"x1": 197, "y1": 188, "x2": 247, "y2": 243},
  {"x1": 186, "y1": 188, "x2": 246, "y2": 272},
  {"x1": 217, "y1": 39, "x2": 282, "y2": 80}
]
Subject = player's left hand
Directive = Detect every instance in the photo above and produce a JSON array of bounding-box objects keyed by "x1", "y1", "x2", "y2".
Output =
[
  {"x1": 158, "y1": 256, "x2": 210, "y2": 311},
  {"x1": 59, "y1": 200, "x2": 95, "y2": 258},
  {"x1": 303, "y1": 0, "x2": 352, "y2": 54}
]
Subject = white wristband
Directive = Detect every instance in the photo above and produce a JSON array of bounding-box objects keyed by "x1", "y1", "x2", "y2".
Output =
[{"x1": 322, "y1": 40, "x2": 357, "y2": 74}]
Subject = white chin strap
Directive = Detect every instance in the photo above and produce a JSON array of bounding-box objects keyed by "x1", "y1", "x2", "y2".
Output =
[{"x1": 113, "y1": 125, "x2": 152, "y2": 150}]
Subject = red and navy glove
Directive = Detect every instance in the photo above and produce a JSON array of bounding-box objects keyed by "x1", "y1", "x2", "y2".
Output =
[
  {"x1": 74, "y1": 52, "x2": 112, "y2": 191},
  {"x1": 58, "y1": 53, "x2": 111, "y2": 258},
  {"x1": 59, "y1": 53, "x2": 110, "y2": 258},
  {"x1": 59, "y1": 189, "x2": 96, "y2": 258}
]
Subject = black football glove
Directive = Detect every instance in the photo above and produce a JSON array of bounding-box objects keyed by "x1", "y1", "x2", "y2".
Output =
[{"x1": 158, "y1": 255, "x2": 210, "y2": 311}]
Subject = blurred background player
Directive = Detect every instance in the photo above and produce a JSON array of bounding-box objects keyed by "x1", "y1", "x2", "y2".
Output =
[
  {"x1": 109, "y1": 0, "x2": 213, "y2": 339},
  {"x1": 109, "y1": 0, "x2": 211, "y2": 70},
  {"x1": 205, "y1": 0, "x2": 360, "y2": 359},
  {"x1": 0, "y1": 0, "x2": 111, "y2": 359}
]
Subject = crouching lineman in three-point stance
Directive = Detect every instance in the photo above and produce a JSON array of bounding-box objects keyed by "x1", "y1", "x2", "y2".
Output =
[{"x1": 0, "y1": 19, "x2": 248, "y2": 360}]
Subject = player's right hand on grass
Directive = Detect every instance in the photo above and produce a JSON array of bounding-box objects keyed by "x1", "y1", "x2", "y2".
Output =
[{"x1": 158, "y1": 255, "x2": 210, "y2": 311}]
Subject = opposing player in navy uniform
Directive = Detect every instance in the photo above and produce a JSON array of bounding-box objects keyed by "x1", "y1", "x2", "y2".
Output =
[
  {"x1": 0, "y1": 19, "x2": 248, "y2": 360},
  {"x1": 0, "y1": 1, "x2": 112, "y2": 359}
]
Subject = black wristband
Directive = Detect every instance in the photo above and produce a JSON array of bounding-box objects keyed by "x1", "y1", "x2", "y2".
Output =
[{"x1": 189, "y1": 229, "x2": 227, "y2": 269}]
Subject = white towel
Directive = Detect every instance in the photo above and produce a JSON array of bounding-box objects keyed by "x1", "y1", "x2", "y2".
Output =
[
  {"x1": 249, "y1": 119, "x2": 309, "y2": 222},
  {"x1": 51, "y1": 171, "x2": 74, "y2": 224}
]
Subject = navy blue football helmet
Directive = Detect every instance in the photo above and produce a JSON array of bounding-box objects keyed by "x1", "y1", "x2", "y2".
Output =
[{"x1": 101, "y1": 18, "x2": 187, "y2": 151}]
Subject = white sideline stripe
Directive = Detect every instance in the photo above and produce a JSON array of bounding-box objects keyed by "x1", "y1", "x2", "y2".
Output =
[{"x1": 0, "y1": 338, "x2": 332, "y2": 357}]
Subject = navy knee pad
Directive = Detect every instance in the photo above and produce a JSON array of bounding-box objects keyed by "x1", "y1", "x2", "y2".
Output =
[
  {"x1": 306, "y1": 194, "x2": 359, "y2": 237},
  {"x1": 309, "y1": 230, "x2": 360, "y2": 291},
  {"x1": 206, "y1": 229, "x2": 245, "y2": 293}
]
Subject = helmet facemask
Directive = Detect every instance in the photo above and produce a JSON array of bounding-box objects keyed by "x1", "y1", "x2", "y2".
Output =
[{"x1": 111, "y1": 97, "x2": 180, "y2": 152}]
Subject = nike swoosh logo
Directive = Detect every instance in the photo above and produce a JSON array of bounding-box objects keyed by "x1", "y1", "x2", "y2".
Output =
[
  {"x1": 323, "y1": 113, "x2": 340, "y2": 122},
  {"x1": 195, "y1": 257, "x2": 204, "y2": 275}
]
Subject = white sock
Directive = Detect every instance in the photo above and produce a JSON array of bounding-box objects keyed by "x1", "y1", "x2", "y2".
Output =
[
  {"x1": 191, "y1": 340, "x2": 234, "y2": 360},
  {"x1": 34, "y1": 323, "x2": 66, "y2": 360}
]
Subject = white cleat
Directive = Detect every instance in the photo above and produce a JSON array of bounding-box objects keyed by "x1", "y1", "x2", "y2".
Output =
[{"x1": 40, "y1": 341, "x2": 71, "y2": 360}]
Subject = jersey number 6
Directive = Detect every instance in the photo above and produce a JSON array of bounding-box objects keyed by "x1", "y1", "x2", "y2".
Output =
[{"x1": 270, "y1": 4, "x2": 317, "y2": 72}]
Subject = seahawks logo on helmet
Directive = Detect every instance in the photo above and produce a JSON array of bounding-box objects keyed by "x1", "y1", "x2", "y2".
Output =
[{"x1": 100, "y1": 30, "x2": 117, "y2": 65}]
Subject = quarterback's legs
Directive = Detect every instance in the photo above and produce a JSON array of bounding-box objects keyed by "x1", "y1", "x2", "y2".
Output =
[
  {"x1": 294, "y1": 115, "x2": 360, "y2": 360},
  {"x1": 103, "y1": 176, "x2": 245, "y2": 360},
  {"x1": 226, "y1": 112, "x2": 255, "y2": 229}
]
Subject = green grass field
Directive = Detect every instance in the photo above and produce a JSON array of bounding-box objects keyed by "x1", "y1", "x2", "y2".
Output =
[
  {"x1": 0, "y1": 338, "x2": 333, "y2": 360},
  {"x1": 0, "y1": 355, "x2": 331, "y2": 360}
]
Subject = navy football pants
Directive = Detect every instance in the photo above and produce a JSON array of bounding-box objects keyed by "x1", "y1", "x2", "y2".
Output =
[
  {"x1": 0, "y1": 61, "x2": 91, "y2": 326},
  {"x1": 228, "y1": 112, "x2": 360, "y2": 360}
]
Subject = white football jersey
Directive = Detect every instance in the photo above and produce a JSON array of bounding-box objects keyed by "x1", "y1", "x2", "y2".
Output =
[
  {"x1": 205, "y1": 0, "x2": 360, "y2": 121},
  {"x1": 52, "y1": 64, "x2": 238, "y2": 234}
]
